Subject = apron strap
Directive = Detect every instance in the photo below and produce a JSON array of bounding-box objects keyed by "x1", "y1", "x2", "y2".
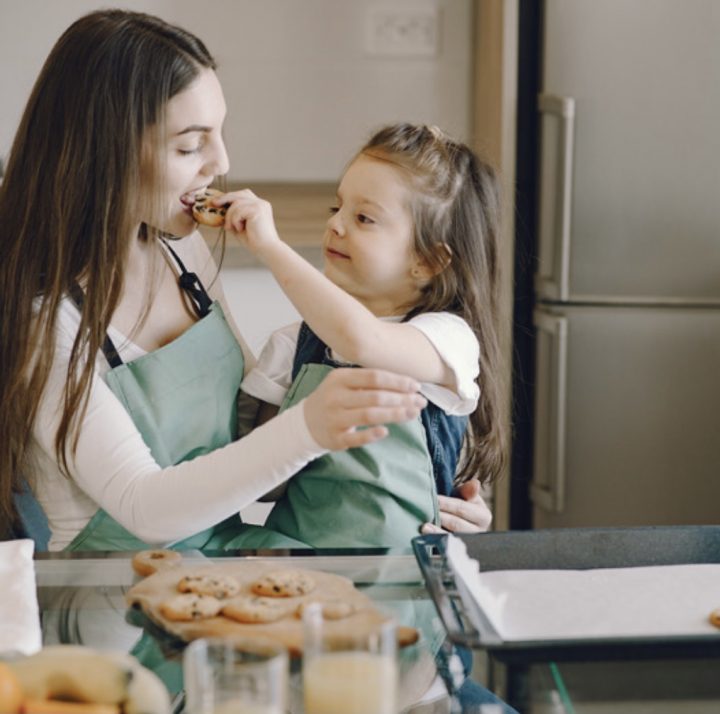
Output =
[
  {"x1": 68, "y1": 237, "x2": 213, "y2": 369},
  {"x1": 160, "y1": 238, "x2": 213, "y2": 318},
  {"x1": 67, "y1": 283, "x2": 123, "y2": 368}
]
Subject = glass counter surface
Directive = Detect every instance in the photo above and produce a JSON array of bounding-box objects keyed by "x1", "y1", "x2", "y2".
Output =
[
  {"x1": 33, "y1": 547, "x2": 720, "y2": 713},
  {"x1": 34, "y1": 549, "x2": 457, "y2": 714}
]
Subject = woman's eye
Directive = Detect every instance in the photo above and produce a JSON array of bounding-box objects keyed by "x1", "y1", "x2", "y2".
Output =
[{"x1": 178, "y1": 147, "x2": 201, "y2": 156}]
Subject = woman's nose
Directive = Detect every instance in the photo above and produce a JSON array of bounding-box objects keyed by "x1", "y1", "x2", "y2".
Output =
[{"x1": 204, "y1": 136, "x2": 230, "y2": 178}]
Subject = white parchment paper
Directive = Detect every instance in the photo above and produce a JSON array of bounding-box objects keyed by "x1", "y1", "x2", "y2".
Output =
[{"x1": 446, "y1": 535, "x2": 720, "y2": 641}]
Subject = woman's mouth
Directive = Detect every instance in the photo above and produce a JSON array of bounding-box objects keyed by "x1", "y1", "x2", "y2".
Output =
[
  {"x1": 180, "y1": 189, "x2": 208, "y2": 217},
  {"x1": 179, "y1": 193, "x2": 195, "y2": 215}
]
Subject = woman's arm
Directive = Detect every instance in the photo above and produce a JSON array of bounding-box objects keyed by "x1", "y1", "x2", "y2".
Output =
[
  {"x1": 34, "y1": 322, "x2": 425, "y2": 545},
  {"x1": 253, "y1": 400, "x2": 288, "y2": 501},
  {"x1": 221, "y1": 191, "x2": 457, "y2": 390}
]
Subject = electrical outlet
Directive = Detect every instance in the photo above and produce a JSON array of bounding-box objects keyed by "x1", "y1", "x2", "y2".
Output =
[{"x1": 366, "y1": 6, "x2": 439, "y2": 57}]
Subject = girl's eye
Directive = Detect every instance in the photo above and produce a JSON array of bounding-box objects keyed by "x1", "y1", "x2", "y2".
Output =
[
  {"x1": 328, "y1": 206, "x2": 340, "y2": 215},
  {"x1": 357, "y1": 213, "x2": 374, "y2": 225}
]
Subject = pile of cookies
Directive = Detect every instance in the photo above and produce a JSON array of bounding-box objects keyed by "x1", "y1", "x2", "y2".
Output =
[
  {"x1": 159, "y1": 569, "x2": 353, "y2": 624},
  {"x1": 130, "y1": 549, "x2": 358, "y2": 627},
  {"x1": 127, "y1": 550, "x2": 419, "y2": 654}
]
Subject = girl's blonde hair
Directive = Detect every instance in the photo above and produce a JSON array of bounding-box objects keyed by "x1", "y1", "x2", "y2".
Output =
[
  {"x1": 361, "y1": 123, "x2": 507, "y2": 485},
  {"x1": 0, "y1": 10, "x2": 216, "y2": 537}
]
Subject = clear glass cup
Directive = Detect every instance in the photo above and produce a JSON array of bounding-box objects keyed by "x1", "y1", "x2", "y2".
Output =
[
  {"x1": 302, "y1": 603, "x2": 398, "y2": 714},
  {"x1": 183, "y1": 636, "x2": 289, "y2": 714}
]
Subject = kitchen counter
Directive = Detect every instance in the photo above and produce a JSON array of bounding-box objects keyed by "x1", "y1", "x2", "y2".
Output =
[{"x1": 32, "y1": 531, "x2": 720, "y2": 712}]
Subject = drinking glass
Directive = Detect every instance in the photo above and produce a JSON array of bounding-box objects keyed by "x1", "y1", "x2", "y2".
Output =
[
  {"x1": 302, "y1": 603, "x2": 398, "y2": 714},
  {"x1": 183, "y1": 636, "x2": 288, "y2": 714}
]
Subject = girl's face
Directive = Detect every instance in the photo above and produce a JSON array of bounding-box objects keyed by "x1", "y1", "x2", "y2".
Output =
[
  {"x1": 142, "y1": 68, "x2": 229, "y2": 237},
  {"x1": 324, "y1": 154, "x2": 427, "y2": 316}
]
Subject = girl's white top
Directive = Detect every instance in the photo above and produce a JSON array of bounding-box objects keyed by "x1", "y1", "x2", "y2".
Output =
[{"x1": 242, "y1": 313, "x2": 481, "y2": 415}]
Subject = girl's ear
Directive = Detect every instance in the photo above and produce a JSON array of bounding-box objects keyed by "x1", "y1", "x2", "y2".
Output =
[{"x1": 411, "y1": 243, "x2": 452, "y2": 280}]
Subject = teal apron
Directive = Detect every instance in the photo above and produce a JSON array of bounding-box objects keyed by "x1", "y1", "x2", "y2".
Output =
[
  {"x1": 224, "y1": 362, "x2": 440, "y2": 550},
  {"x1": 66, "y1": 246, "x2": 245, "y2": 552}
]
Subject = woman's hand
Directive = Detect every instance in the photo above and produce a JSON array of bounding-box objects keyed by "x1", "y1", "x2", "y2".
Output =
[
  {"x1": 303, "y1": 368, "x2": 427, "y2": 451},
  {"x1": 219, "y1": 189, "x2": 281, "y2": 258},
  {"x1": 421, "y1": 478, "x2": 493, "y2": 534}
]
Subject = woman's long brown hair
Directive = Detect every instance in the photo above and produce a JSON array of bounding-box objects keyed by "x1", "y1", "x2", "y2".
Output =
[
  {"x1": 362, "y1": 123, "x2": 507, "y2": 486},
  {"x1": 0, "y1": 10, "x2": 216, "y2": 537}
]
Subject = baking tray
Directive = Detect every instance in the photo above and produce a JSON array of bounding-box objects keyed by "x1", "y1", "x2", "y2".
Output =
[{"x1": 412, "y1": 533, "x2": 720, "y2": 663}]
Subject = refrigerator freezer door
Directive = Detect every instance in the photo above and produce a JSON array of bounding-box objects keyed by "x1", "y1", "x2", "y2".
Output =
[
  {"x1": 531, "y1": 305, "x2": 720, "y2": 528},
  {"x1": 537, "y1": 0, "x2": 720, "y2": 303}
]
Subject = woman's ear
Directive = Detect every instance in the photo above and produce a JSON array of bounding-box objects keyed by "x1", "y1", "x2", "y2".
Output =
[{"x1": 411, "y1": 243, "x2": 452, "y2": 280}]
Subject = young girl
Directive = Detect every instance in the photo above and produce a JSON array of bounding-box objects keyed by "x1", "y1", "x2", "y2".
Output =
[
  {"x1": 0, "y1": 10, "x2": 427, "y2": 550},
  {"x1": 219, "y1": 123, "x2": 506, "y2": 549}
]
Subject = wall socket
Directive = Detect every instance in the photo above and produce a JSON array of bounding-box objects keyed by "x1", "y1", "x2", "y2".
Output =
[{"x1": 366, "y1": 6, "x2": 439, "y2": 58}]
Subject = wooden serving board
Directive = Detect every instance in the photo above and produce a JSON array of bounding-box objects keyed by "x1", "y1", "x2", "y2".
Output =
[{"x1": 126, "y1": 561, "x2": 419, "y2": 656}]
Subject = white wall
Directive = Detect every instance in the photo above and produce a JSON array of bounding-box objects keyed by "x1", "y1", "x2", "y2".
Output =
[
  {"x1": 221, "y1": 267, "x2": 299, "y2": 355},
  {"x1": 0, "y1": 0, "x2": 472, "y2": 181},
  {"x1": 221, "y1": 266, "x2": 298, "y2": 525}
]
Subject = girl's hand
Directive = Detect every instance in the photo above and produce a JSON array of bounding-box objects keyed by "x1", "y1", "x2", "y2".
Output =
[
  {"x1": 303, "y1": 368, "x2": 427, "y2": 451},
  {"x1": 218, "y1": 189, "x2": 281, "y2": 258},
  {"x1": 421, "y1": 478, "x2": 493, "y2": 534}
]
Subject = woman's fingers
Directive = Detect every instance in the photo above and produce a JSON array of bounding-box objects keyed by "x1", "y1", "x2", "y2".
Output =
[
  {"x1": 327, "y1": 367, "x2": 421, "y2": 395},
  {"x1": 331, "y1": 402, "x2": 424, "y2": 431},
  {"x1": 420, "y1": 481, "x2": 493, "y2": 535},
  {"x1": 334, "y1": 425, "x2": 389, "y2": 450},
  {"x1": 435, "y1": 489, "x2": 493, "y2": 533},
  {"x1": 303, "y1": 368, "x2": 426, "y2": 450}
]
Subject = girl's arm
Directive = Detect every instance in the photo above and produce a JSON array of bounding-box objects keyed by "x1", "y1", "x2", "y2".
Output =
[{"x1": 221, "y1": 191, "x2": 460, "y2": 391}]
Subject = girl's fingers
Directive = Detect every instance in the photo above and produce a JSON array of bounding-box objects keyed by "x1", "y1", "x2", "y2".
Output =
[{"x1": 211, "y1": 188, "x2": 257, "y2": 206}]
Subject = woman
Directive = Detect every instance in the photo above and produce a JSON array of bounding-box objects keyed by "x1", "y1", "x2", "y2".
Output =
[{"x1": 0, "y1": 9, "x2": 491, "y2": 552}]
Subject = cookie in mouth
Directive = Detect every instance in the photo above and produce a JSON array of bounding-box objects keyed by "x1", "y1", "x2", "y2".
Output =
[{"x1": 191, "y1": 188, "x2": 229, "y2": 227}]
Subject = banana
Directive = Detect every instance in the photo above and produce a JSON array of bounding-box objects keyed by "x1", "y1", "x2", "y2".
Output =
[
  {"x1": 105, "y1": 652, "x2": 171, "y2": 714},
  {"x1": 9, "y1": 646, "x2": 131, "y2": 705},
  {"x1": 7, "y1": 645, "x2": 170, "y2": 714},
  {"x1": 23, "y1": 699, "x2": 120, "y2": 714}
]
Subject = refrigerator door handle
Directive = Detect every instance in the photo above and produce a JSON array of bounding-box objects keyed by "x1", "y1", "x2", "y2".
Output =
[
  {"x1": 530, "y1": 310, "x2": 568, "y2": 513},
  {"x1": 535, "y1": 94, "x2": 576, "y2": 302}
]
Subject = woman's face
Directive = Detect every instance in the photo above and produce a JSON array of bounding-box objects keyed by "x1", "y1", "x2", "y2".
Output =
[{"x1": 143, "y1": 68, "x2": 229, "y2": 237}]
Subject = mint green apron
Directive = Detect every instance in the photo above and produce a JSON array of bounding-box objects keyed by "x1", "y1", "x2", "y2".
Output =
[
  {"x1": 223, "y1": 362, "x2": 440, "y2": 550},
  {"x1": 66, "y1": 301, "x2": 245, "y2": 552}
]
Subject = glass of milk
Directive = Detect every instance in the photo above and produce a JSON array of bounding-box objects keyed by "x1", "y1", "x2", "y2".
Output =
[
  {"x1": 302, "y1": 603, "x2": 398, "y2": 714},
  {"x1": 183, "y1": 636, "x2": 288, "y2": 714}
]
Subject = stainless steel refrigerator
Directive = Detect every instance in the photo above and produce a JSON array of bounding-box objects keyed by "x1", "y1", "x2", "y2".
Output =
[{"x1": 527, "y1": 0, "x2": 720, "y2": 528}]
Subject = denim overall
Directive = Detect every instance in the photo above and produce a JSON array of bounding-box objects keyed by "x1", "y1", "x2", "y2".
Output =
[
  {"x1": 227, "y1": 323, "x2": 467, "y2": 550},
  {"x1": 65, "y1": 241, "x2": 245, "y2": 552}
]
